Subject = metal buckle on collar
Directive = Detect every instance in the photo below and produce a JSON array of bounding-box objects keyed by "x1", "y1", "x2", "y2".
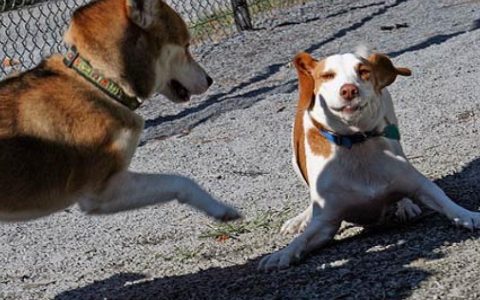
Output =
[{"x1": 63, "y1": 46, "x2": 79, "y2": 68}]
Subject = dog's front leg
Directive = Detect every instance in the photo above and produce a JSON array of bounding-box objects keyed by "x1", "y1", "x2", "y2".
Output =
[
  {"x1": 79, "y1": 171, "x2": 241, "y2": 221},
  {"x1": 398, "y1": 167, "x2": 480, "y2": 230},
  {"x1": 258, "y1": 201, "x2": 340, "y2": 271},
  {"x1": 280, "y1": 204, "x2": 312, "y2": 235}
]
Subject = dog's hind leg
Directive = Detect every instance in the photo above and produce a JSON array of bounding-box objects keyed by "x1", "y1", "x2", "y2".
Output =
[
  {"x1": 394, "y1": 198, "x2": 422, "y2": 222},
  {"x1": 397, "y1": 166, "x2": 480, "y2": 230},
  {"x1": 79, "y1": 171, "x2": 241, "y2": 221}
]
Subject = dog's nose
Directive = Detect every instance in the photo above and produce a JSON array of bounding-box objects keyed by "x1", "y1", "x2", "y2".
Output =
[
  {"x1": 206, "y1": 75, "x2": 213, "y2": 87},
  {"x1": 340, "y1": 84, "x2": 359, "y2": 101}
]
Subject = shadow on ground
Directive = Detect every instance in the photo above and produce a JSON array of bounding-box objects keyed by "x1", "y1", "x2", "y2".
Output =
[
  {"x1": 141, "y1": 2, "x2": 480, "y2": 143},
  {"x1": 141, "y1": 0, "x2": 411, "y2": 143},
  {"x1": 56, "y1": 158, "x2": 480, "y2": 299}
]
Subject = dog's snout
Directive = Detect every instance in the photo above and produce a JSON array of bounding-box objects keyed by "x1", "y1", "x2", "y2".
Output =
[
  {"x1": 340, "y1": 84, "x2": 359, "y2": 101},
  {"x1": 206, "y1": 75, "x2": 213, "y2": 87}
]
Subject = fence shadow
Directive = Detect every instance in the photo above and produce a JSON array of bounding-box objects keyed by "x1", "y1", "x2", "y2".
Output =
[
  {"x1": 55, "y1": 157, "x2": 480, "y2": 299},
  {"x1": 142, "y1": 0, "x2": 411, "y2": 142}
]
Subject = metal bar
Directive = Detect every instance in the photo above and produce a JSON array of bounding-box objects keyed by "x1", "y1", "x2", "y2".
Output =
[{"x1": 230, "y1": 0, "x2": 253, "y2": 31}]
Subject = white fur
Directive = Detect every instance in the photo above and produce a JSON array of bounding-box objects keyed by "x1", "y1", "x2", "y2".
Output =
[
  {"x1": 259, "y1": 52, "x2": 480, "y2": 271},
  {"x1": 312, "y1": 54, "x2": 384, "y2": 133},
  {"x1": 112, "y1": 127, "x2": 142, "y2": 165},
  {"x1": 155, "y1": 44, "x2": 211, "y2": 102},
  {"x1": 78, "y1": 172, "x2": 238, "y2": 221}
]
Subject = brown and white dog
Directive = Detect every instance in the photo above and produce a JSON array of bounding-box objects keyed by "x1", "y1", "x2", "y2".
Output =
[
  {"x1": 259, "y1": 49, "x2": 480, "y2": 271},
  {"x1": 0, "y1": 0, "x2": 240, "y2": 222}
]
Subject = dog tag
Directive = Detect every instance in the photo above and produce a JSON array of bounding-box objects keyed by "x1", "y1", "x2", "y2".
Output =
[{"x1": 383, "y1": 124, "x2": 401, "y2": 141}]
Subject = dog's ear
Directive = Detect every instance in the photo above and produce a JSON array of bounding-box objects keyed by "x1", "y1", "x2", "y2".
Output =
[
  {"x1": 368, "y1": 53, "x2": 411, "y2": 91},
  {"x1": 293, "y1": 52, "x2": 318, "y2": 78},
  {"x1": 126, "y1": 0, "x2": 163, "y2": 29},
  {"x1": 293, "y1": 52, "x2": 317, "y2": 109}
]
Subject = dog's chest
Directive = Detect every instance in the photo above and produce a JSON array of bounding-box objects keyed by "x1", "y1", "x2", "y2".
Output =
[
  {"x1": 111, "y1": 126, "x2": 142, "y2": 163},
  {"x1": 338, "y1": 180, "x2": 402, "y2": 225},
  {"x1": 307, "y1": 141, "x2": 404, "y2": 224}
]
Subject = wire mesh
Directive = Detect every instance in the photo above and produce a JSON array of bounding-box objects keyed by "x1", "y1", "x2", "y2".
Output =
[{"x1": 0, "y1": 0, "x2": 305, "y2": 78}]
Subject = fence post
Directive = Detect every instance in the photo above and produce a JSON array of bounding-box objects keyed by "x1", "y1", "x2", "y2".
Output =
[{"x1": 230, "y1": 0, "x2": 253, "y2": 31}]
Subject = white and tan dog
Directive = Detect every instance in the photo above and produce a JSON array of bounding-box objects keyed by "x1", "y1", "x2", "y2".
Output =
[
  {"x1": 259, "y1": 49, "x2": 480, "y2": 271},
  {"x1": 0, "y1": 0, "x2": 240, "y2": 222}
]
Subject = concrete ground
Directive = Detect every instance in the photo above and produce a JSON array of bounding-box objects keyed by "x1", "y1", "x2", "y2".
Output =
[{"x1": 1, "y1": 0, "x2": 480, "y2": 299}]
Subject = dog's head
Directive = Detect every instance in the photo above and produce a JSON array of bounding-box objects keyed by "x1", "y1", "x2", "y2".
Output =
[
  {"x1": 293, "y1": 50, "x2": 411, "y2": 131},
  {"x1": 65, "y1": 0, "x2": 212, "y2": 102}
]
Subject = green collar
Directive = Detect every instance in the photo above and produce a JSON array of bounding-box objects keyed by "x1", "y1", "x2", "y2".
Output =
[{"x1": 63, "y1": 46, "x2": 142, "y2": 110}]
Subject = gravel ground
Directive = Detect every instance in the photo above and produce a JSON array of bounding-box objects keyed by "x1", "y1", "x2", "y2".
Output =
[{"x1": 1, "y1": 0, "x2": 480, "y2": 299}]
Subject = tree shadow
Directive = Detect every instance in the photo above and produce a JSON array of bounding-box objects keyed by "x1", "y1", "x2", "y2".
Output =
[
  {"x1": 388, "y1": 17, "x2": 480, "y2": 58},
  {"x1": 141, "y1": 0, "x2": 409, "y2": 142},
  {"x1": 56, "y1": 158, "x2": 480, "y2": 299}
]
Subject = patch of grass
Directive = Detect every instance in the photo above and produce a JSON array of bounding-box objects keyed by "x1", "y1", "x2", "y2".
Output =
[
  {"x1": 199, "y1": 209, "x2": 293, "y2": 240},
  {"x1": 189, "y1": 0, "x2": 313, "y2": 43},
  {"x1": 249, "y1": 0, "x2": 308, "y2": 14},
  {"x1": 172, "y1": 244, "x2": 205, "y2": 262},
  {"x1": 153, "y1": 209, "x2": 294, "y2": 262},
  {"x1": 153, "y1": 245, "x2": 204, "y2": 263},
  {"x1": 190, "y1": 11, "x2": 235, "y2": 44}
]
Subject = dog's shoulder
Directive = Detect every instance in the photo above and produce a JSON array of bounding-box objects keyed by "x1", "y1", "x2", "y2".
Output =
[
  {"x1": 0, "y1": 56, "x2": 142, "y2": 208},
  {"x1": 0, "y1": 56, "x2": 73, "y2": 120}
]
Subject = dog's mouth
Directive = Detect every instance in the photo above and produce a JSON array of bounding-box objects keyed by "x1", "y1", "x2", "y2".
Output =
[
  {"x1": 331, "y1": 102, "x2": 368, "y2": 114},
  {"x1": 169, "y1": 79, "x2": 191, "y2": 102}
]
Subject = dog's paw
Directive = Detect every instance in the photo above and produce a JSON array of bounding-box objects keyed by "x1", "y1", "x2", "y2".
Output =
[
  {"x1": 280, "y1": 212, "x2": 310, "y2": 235},
  {"x1": 257, "y1": 244, "x2": 304, "y2": 272},
  {"x1": 451, "y1": 211, "x2": 480, "y2": 231},
  {"x1": 395, "y1": 198, "x2": 422, "y2": 222},
  {"x1": 211, "y1": 204, "x2": 242, "y2": 222}
]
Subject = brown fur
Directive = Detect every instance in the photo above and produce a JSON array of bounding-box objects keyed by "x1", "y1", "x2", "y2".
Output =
[
  {"x1": 292, "y1": 53, "x2": 332, "y2": 185},
  {"x1": 64, "y1": 0, "x2": 188, "y2": 98},
  {"x1": 366, "y1": 53, "x2": 411, "y2": 93},
  {"x1": 306, "y1": 118, "x2": 332, "y2": 158},
  {"x1": 0, "y1": 56, "x2": 141, "y2": 214}
]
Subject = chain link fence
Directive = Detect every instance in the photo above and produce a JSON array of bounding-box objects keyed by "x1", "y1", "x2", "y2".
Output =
[{"x1": 0, "y1": 0, "x2": 305, "y2": 78}]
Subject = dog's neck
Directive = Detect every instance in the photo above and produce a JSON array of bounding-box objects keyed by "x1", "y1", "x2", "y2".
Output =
[
  {"x1": 63, "y1": 46, "x2": 142, "y2": 110},
  {"x1": 310, "y1": 115, "x2": 400, "y2": 149},
  {"x1": 63, "y1": 0, "x2": 157, "y2": 100}
]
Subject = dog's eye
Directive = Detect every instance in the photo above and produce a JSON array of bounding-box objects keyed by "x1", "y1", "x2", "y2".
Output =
[
  {"x1": 320, "y1": 72, "x2": 335, "y2": 80},
  {"x1": 358, "y1": 68, "x2": 371, "y2": 80}
]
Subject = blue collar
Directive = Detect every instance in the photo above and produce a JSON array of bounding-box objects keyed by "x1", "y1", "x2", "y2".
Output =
[{"x1": 320, "y1": 124, "x2": 401, "y2": 149}]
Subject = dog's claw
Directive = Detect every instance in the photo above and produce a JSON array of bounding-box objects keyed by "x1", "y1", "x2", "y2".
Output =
[
  {"x1": 395, "y1": 198, "x2": 422, "y2": 222},
  {"x1": 258, "y1": 244, "x2": 304, "y2": 272},
  {"x1": 451, "y1": 212, "x2": 480, "y2": 231},
  {"x1": 218, "y1": 207, "x2": 242, "y2": 222}
]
